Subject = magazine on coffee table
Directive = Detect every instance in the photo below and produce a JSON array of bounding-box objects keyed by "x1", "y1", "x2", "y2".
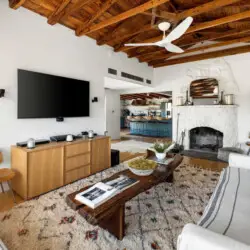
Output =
[{"x1": 75, "y1": 175, "x2": 139, "y2": 209}]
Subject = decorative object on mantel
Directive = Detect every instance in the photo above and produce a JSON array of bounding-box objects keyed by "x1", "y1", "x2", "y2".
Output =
[
  {"x1": 218, "y1": 91, "x2": 224, "y2": 105},
  {"x1": 224, "y1": 94, "x2": 234, "y2": 105},
  {"x1": 149, "y1": 141, "x2": 175, "y2": 160},
  {"x1": 176, "y1": 96, "x2": 184, "y2": 106},
  {"x1": 246, "y1": 142, "x2": 250, "y2": 156},
  {"x1": 190, "y1": 78, "x2": 219, "y2": 99},
  {"x1": 184, "y1": 90, "x2": 193, "y2": 106}
]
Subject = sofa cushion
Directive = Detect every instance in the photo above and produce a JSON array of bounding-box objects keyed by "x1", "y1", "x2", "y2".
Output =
[{"x1": 198, "y1": 167, "x2": 250, "y2": 245}]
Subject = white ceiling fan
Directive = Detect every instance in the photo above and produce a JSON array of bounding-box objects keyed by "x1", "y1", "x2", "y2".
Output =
[{"x1": 125, "y1": 17, "x2": 193, "y2": 53}]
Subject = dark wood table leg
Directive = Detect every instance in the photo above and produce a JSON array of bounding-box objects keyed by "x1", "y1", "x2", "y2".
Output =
[
  {"x1": 166, "y1": 173, "x2": 174, "y2": 183},
  {"x1": 99, "y1": 205, "x2": 125, "y2": 240}
]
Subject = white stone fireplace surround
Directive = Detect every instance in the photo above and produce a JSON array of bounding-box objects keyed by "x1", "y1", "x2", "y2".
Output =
[{"x1": 172, "y1": 105, "x2": 238, "y2": 150}]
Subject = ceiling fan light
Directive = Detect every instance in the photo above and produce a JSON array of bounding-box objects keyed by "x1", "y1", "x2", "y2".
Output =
[{"x1": 158, "y1": 22, "x2": 171, "y2": 32}]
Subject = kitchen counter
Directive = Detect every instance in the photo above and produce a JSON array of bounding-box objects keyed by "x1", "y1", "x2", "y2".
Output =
[{"x1": 128, "y1": 118, "x2": 172, "y2": 137}]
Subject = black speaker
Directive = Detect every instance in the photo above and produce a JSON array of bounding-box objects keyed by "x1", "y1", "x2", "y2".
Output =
[
  {"x1": 56, "y1": 117, "x2": 64, "y2": 122},
  {"x1": 111, "y1": 149, "x2": 120, "y2": 167},
  {"x1": 0, "y1": 89, "x2": 5, "y2": 98}
]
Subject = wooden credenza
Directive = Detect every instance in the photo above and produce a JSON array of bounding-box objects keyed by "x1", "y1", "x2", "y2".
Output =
[{"x1": 11, "y1": 136, "x2": 111, "y2": 199}]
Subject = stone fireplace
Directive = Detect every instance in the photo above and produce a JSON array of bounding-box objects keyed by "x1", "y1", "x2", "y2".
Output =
[
  {"x1": 172, "y1": 105, "x2": 238, "y2": 150},
  {"x1": 189, "y1": 127, "x2": 223, "y2": 152}
]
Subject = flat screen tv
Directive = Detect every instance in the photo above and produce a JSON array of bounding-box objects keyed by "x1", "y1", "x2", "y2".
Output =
[{"x1": 18, "y1": 69, "x2": 90, "y2": 118}]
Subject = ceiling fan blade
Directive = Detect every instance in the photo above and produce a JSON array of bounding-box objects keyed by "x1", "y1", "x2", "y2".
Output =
[
  {"x1": 160, "y1": 17, "x2": 193, "y2": 45},
  {"x1": 124, "y1": 43, "x2": 158, "y2": 47},
  {"x1": 165, "y1": 43, "x2": 184, "y2": 53}
]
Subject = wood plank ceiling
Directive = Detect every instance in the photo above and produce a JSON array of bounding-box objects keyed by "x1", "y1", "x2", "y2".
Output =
[{"x1": 9, "y1": 0, "x2": 250, "y2": 68}]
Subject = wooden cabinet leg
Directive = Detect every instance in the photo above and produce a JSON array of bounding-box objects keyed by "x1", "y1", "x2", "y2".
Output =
[{"x1": 99, "y1": 205, "x2": 125, "y2": 240}]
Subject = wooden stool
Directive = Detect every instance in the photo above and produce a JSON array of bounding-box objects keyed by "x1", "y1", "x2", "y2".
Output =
[{"x1": 0, "y1": 168, "x2": 16, "y2": 203}]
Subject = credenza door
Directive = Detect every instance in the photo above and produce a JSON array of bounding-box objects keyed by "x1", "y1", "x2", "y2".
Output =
[
  {"x1": 91, "y1": 137, "x2": 111, "y2": 174},
  {"x1": 27, "y1": 147, "x2": 64, "y2": 198}
]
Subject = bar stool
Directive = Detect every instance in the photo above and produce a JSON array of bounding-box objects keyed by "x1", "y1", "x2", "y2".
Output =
[
  {"x1": 0, "y1": 152, "x2": 16, "y2": 203},
  {"x1": 0, "y1": 169, "x2": 16, "y2": 203}
]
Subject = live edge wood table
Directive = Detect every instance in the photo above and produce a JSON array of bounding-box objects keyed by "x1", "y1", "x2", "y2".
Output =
[{"x1": 66, "y1": 153, "x2": 183, "y2": 240}]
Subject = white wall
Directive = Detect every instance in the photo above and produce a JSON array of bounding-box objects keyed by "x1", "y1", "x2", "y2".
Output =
[
  {"x1": 105, "y1": 89, "x2": 121, "y2": 140},
  {"x1": 153, "y1": 55, "x2": 250, "y2": 144},
  {"x1": 0, "y1": 2, "x2": 153, "y2": 168}
]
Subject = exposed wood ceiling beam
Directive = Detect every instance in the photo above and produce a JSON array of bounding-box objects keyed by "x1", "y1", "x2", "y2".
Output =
[
  {"x1": 9, "y1": 0, "x2": 26, "y2": 9},
  {"x1": 77, "y1": 0, "x2": 170, "y2": 36},
  {"x1": 76, "y1": 0, "x2": 119, "y2": 36},
  {"x1": 187, "y1": 10, "x2": 250, "y2": 34},
  {"x1": 141, "y1": 9, "x2": 177, "y2": 21},
  {"x1": 176, "y1": 0, "x2": 242, "y2": 20},
  {"x1": 98, "y1": 24, "x2": 156, "y2": 46},
  {"x1": 137, "y1": 28, "x2": 250, "y2": 61},
  {"x1": 118, "y1": 10, "x2": 250, "y2": 53},
  {"x1": 48, "y1": 0, "x2": 92, "y2": 25},
  {"x1": 153, "y1": 44, "x2": 250, "y2": 68},
  {"x1": 148, "y1": 35, "x2": 250, "y2": 65}
]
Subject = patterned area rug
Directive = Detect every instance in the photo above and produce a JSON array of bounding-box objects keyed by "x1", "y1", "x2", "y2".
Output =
[
  {"x1": 0, "y1": 160, "x2": 220, "y2": 250},
  {"x1": 111, "y1": 140, "x2": 153, "y2": 153}
]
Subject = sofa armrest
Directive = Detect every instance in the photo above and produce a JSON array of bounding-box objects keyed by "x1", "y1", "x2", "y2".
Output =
[
  {"x1": 177, "y1": 224, "x2": 250, "y2": 250},
  {"x1": 229, "y1": 153, "x2": 250, "y2": 170}
]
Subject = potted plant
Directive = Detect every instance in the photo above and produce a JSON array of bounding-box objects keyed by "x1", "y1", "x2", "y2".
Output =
[{"x1": 150, "y1": 141, "x2": 175, "y2": 160}]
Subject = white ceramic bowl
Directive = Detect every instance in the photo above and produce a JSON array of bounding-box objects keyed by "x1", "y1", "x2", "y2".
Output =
[{"x1": 128, "y1": 166, "x2": 154, "y2": 176}]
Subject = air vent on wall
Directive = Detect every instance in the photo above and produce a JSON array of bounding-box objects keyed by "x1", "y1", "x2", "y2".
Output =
[
  {"x1": 108, "y1": 68, "x2": 117, "y2": 76},
  {"x1": 146, "y1": 79, "x2": 152, "y2": 84},
  {"x1": 121, "y1": 72, "x2": 144, "y2": 83}
]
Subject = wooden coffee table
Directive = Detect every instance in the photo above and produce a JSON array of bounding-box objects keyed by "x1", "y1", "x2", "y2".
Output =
[{"x1": 66, "y1": 153, "x2": 183, "y2": 240}]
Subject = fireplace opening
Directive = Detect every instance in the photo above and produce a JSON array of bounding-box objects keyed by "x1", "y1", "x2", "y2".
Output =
[{"x1": 189, "y1": 127, "x2": 223, "y2": 153}]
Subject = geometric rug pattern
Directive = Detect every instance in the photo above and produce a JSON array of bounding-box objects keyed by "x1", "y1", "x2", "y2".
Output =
[{"x1": 0, "y1": 160, "x2": 220, "y2": 250}]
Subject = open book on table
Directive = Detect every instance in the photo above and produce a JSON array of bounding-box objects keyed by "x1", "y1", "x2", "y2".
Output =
[{"x1": 75, "y1": 175, "x2": 139, "y2": 209}]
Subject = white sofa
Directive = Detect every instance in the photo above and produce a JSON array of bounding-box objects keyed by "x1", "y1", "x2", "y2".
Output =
[{"x1": 177, "y1": 153, "x2": 250, "y2": 250}]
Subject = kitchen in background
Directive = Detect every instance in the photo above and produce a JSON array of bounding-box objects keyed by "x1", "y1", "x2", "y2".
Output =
[{"x1": 120, "y1": 92, "x2": 172, "y2": 139}]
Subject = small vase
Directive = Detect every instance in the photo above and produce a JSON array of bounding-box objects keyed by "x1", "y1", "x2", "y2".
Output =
[{"x1": 156, "y1": 152, "x2": 166, "y2": 160}]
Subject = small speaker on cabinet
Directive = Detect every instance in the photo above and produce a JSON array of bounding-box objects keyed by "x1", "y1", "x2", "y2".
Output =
[{"x1": 0, "y1": 89, "x2": 5, "y2": 98}]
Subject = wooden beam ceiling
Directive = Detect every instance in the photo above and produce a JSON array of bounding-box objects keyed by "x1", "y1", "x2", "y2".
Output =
[
  {"x1": 148, "y1": 35, "x2": 250, "y2": 65},
  {"x1": 9, "y1": 0, "x2": 26, "y2": 9},
  {"x1": 117, "y1": 9, "x2": 250, "y2": 53},
  {"x1": 76, "y1": 0, "x2": 119, "y2": 36},
  {"x1": 176, "y1": 0, "x2": 242, "y2": 20},
  {"x1": 76, "y1": 0, "x2": 170, "y2": 36},
  {"x1": 99, "y1": 23, "x2": 157, "y2": 46},
  {"x1": 153, "y1": 45, "x2": 250, "y2": 68},
  {"x1": 186, "y1": 10, "x2": 250, "y2": 34},
  {"x1": 8, "y1": 0, "x2": 250, "y2": 68},
  {"x1": 48, "y1": 0, "x2": 92, "y2": 25},
  {"x1": 136, "y1": 28, "x2": 250, "y2": 61}
]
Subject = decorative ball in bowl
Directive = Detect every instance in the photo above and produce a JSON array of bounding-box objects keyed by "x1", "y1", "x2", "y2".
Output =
[{"x1": 128, "y1": 158, "x2": 157, "y2": 176}]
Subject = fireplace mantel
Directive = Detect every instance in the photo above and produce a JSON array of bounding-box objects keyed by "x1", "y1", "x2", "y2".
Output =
[
  {"x1": 173, "y1": 105, "x2": 238, "y2": 108},
  {"x1": 172, "y1": 105, "x2": 238, "y2": 149}
]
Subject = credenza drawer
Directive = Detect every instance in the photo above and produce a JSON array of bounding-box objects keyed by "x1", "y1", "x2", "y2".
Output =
[
  {"x1": 65, "y1": 153, "x2": 90, "y2": 172},
  {"x1": 65, "y1": 142, "x2": 90, "y2": 157},
  {"x1": 65, "y1": 165, "x2": 90, "y2": 184}
]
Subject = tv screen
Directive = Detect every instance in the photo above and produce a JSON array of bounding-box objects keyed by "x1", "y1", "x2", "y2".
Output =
[{"x1": 18, "y1": 69, "x2": 90, "y2": 118}]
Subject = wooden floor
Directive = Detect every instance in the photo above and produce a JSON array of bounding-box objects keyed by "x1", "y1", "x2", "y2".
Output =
[{"x1": 0, "y1": 136, "x2": 227, "y2": 213}]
